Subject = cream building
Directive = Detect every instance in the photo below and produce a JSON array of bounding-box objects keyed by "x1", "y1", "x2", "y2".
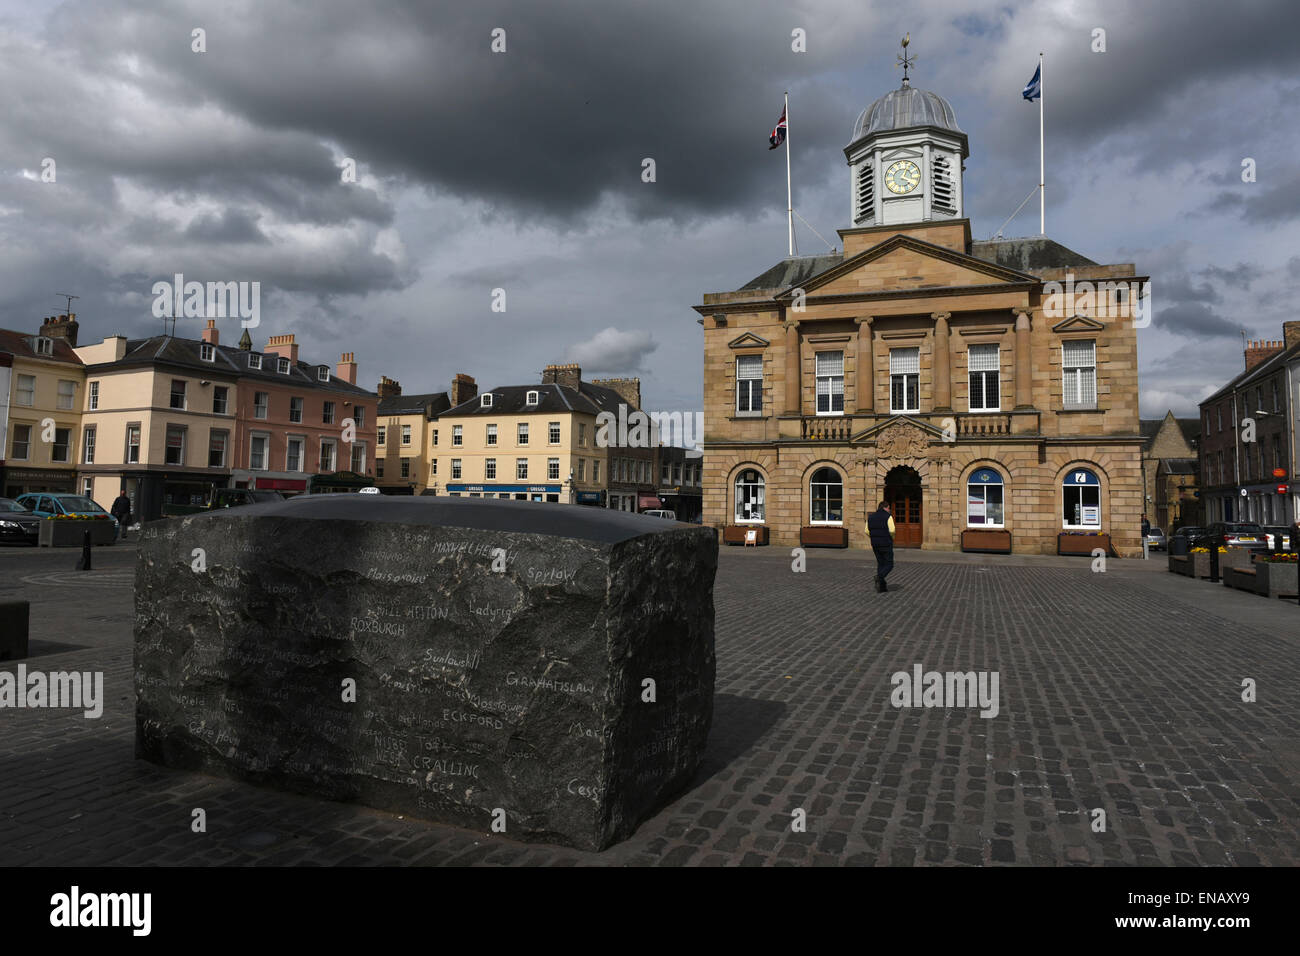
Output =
[{"x1": 1, "y1": 316, "x2": 86, "y2": 499}]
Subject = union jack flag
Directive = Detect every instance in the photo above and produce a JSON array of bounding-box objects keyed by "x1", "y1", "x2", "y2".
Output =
[{"x1": 768, "y1": 108, "x2": 786, "y2": 150}]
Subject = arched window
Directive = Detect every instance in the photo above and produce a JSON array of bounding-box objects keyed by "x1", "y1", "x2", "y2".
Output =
[
  {"x1": 967, "y1": 468, "x2": 1004, "y2": 527},
  {"x1": 734, "y1": 469, "x2": 765, "y2": 523},
  {"x1": 809, "y1": 467, "x2": 843, "y2": 524},
  {"x1": 1062, "y1": 468, "x2": 1101, "y2": 528}
]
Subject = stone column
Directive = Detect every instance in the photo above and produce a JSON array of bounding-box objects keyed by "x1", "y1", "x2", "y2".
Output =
[
  {"x1": 784, "y1": 319, "x2": 801, "y2": 415},
  {"x1": 1013, "y1": 308, "x2": 1032, "y2": 409},
  {"x1": 853, "y1": 316, "x2": 874, "y2": 414},
  {"x1": 932, "y1": 312, "x2": 952, "y2": 411}
]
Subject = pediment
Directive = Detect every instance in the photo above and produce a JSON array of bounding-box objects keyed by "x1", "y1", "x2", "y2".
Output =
[
  {"x1": 851, "y1": 415, "x2": 948, "y2": 444},
  {"x1": 776, "y1": 234, "x2": 1038, "y2": 301},
  {"x1": 727, "y1": 331, "x2": 770, "y2": 349},
  {"x1": 1051, "y1": 314, "x2": 1106, "y2": 333}
]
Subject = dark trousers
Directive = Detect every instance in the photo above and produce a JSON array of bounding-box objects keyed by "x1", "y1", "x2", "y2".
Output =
[{"x1": 872, "y1": 545, "x2": 894, "y2": 582}]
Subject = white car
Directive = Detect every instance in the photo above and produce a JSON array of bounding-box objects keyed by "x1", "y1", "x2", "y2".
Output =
[{"x1": 641, "y1": 509, "x2": 677, "y2": 520}]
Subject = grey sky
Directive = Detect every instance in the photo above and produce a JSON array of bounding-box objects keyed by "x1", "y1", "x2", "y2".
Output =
[{"x1": 1, "y1": 0, "x2": 1297, "y2": 420}]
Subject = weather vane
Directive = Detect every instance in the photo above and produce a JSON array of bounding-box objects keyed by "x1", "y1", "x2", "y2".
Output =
[{"x1": 896, "y1": 33, "x2": 916, "y2": 86}]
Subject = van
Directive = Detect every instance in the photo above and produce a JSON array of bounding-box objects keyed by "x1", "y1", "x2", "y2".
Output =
[{"x1": 641, "y1": 509, "x2": 677, "y2": 520}]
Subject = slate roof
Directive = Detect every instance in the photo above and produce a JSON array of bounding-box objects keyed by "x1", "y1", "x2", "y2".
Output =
[
  {"x1": 0, "y1": 328, "x2": 84, "y2": 366},
  {"x1": 442, "y1": 381, "x2": 638, "y2": 418},
  {"x1": 969, "y1": 237, "x2": 1099, "y2": 273},
  {"x1": 1201, "y1": 338, "x2": 1300, "y2": 404},
  {"x1": 83, "y1": 334, "x2": 377, "y2": 398},
  {"x1": 378, "y1": 392, "x2": 451, "y2": 417},
  {"x1": 738, "y1": 254, "x2": 844, "y2": 292},
  {"x1": 733, "y1": 234, "x2": 1103, "y2": 296}
]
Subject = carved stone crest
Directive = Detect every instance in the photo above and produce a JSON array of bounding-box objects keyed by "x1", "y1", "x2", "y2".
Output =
[{"x1": 876, "y1": 423, "x2": 929, "y2": 459}]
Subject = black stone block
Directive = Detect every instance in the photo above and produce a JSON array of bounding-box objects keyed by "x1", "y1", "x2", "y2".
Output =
[
  {"x1": 0, "y1": 601, "x2": 30, "y2": 661},
  {"x1": 134, "y1": 495, "x2": 717, "y2": 851}
]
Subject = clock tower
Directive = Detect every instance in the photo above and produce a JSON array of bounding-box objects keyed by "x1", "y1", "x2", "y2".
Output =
[{"x1": 845, "y1": 38, "x2": 969, "y2": 228}]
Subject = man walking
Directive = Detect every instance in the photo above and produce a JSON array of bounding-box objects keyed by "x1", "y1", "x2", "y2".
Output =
[
  {"x1": 866, "y1": 501, "x2": 896, "y2": 592},
  {"x1": 111, "y1": 487, "x2": 133, "y2": 541},
  {"x1": 1141, "y1": 513, "x2": 1151, "y2": 540}
]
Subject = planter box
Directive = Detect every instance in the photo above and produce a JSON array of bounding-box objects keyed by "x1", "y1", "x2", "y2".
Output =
[
  {"x1": 1169, "y1": 553, "x2": 1208, "y2": 577},
  {"x1": 1253, "y1": 559, "x2": 1300, "y2": 599},
  {"x1": 723, "y1": 524, "x2": 768, "y2": 546},
  {"x1": 962, "y1": 529, "x2": 1012, "y2": 554},
  {"x1": 800, "y1": 526, "x2": 848, "y2": 548},
  {"x1": 1057, "y1": 533, "x2": 1110, "y2": 556},
  {"x1": 37, "y1": 519, "x2": 116, "y2": 548},
  {"x1": 1222, "y1": 566, "x2": 1257, "y2": 592}
]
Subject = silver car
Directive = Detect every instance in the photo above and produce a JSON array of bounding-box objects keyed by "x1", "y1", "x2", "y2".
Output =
[{"x1": 1144, "y1": 527, "x2": 1167, "y2": 551}]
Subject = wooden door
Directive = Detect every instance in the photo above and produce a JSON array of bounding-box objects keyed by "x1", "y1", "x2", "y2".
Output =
[{"x1": 888, "y1": 490, "x2": 923, "y2": 548}]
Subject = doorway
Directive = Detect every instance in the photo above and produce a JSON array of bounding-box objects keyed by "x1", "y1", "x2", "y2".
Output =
[{"x1": 884, "y1": 465, "x2": 923, "y2": 548}]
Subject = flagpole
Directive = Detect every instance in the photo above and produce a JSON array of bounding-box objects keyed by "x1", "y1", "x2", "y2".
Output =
[
  {"x1": 784, "y1": 92, "x2": 794, "y2": 257},
  {"x1": 1038, "y1": 52, "x2": 1045, "y2": 236}
]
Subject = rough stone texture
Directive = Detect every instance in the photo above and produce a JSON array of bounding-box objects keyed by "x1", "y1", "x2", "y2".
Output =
[{"x1": 134, "y1": 495, "x2": 716, "y2": 851}]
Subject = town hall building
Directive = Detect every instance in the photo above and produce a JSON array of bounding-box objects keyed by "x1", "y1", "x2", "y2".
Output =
[{"x1": 695, "y1": 69, "x2": 1145, "y2": 555}]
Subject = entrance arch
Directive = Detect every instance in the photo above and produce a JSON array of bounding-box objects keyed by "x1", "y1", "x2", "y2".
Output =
[{"x1": 884, "y1": 465, "x2": 922, "y2": 548}]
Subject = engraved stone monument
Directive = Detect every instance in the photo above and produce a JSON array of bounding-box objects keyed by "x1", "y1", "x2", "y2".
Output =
[{"x1": 135, "y1": 495, "x2": 716, "y2": 851}]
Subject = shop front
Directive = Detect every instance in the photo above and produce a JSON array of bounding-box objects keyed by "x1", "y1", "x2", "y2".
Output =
[
  {"x1": 122, "y1": 470, "x2": 230, "y2": 520},
  {"x1": 306, "y1": 470, "x2": 375, "y2": 494},
  {"x1": 3, "y1": 467, "x2": 77, "y2": 499},
  {"x1": 575, "y1": 490, "x2": 606, "y2": 507},
  {"x1": 445, "y1": 482, "x2": 563, "y2": 502}
]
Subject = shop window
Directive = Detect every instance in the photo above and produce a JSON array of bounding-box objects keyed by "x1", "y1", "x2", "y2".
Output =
[
  {"x1": 735, "y1": 469, "x2": 765, "y2": 522},
  {"x1": 809, "y1": 467, "x2": 843, "y2": 524},
  {"x1": 1062, "y1": 468, "x2": 1101, "y2": 528},
  {"x1": 966, "y1": 468, "x2": 1004, "y2": 527}
]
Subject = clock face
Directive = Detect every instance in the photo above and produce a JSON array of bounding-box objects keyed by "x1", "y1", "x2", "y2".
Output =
[{"x1": 885, "y1": 160, "x2": 921, "y2": 194}]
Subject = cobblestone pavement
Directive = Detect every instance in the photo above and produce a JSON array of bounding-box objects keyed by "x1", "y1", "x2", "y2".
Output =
[{"x1": 1, "y1": 542, "x2": 1297, "y2": 866}]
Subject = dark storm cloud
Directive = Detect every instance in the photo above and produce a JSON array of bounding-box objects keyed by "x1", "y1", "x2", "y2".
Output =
[
  {"x1": 183, "y1": 208, "x2": 267, "y2": 243},
  {"x1": 1153, "y1": 301, "x2": 1241, "y2": 339}
]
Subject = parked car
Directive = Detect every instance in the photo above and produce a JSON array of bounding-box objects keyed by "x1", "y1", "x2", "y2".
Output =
[
  {"x1": 1143, "y1": 527, "x2": 1167, "y2": 551},
  {"x1": 1261, "y1": 526, "x2": 1294, "y2": 551},
  {"x1": 15, "y1": 493, "x2": 119, "y2": 539},
  {"x1": 641, "y1": 509, "x2": 677, "y2": 520},
  {"x1": 0, "y1": 497, "x2": 42, "y2": 545},
  {"x1": 208, "y1": 488, "x2": 285, "y2": 509},
  {"x1": 1195, "y1": 522, "x2": 1268, "y2": 551},
  {"x1": 1166, "y1": 526, "x2": 1203, "y2": 556}
]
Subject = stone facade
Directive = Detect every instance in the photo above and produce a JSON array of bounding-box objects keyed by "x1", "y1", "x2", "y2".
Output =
[{"x1": 696, "y1": 98, "x2": 1146, "y2": 555}]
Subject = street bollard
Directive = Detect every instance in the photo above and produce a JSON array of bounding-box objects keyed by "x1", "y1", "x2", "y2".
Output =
[
  {"x1": 75, "y1": 529, "x2": 92, "y2": 571},
  {"x1": 1208, "y1": 539, "x2": 1219, "y2": 583},
  {"x1": 1143, "y1": 538, "x2": 1149, "y2": 560}
]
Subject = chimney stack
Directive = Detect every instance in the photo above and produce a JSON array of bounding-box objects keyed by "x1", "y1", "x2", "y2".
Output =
[
  {"x1": 264, "y1": 333, "x2": 299, "y2": 363},
  {"x1": 201, "y1": 318, "x2": 219, "y2": 346},
  {"x1": 336, "y1": 351, "x2": 357, "y2": 385},
  {"x1": 1244, "y1": 338, "x2": 1284, "y2": 372},
  {"x1": 592, "y1": 377, "x2": 642, "y2": 409},
  {"x1": 1284, "y1": 321, "x2": 1300, "y2": 352},
  {"x1": 377, "y1": 375, "x2": 402, "y2": 400},
  {"x1": 450, "y1": 372, "x2": 477, "y2": 406},
  {"x1": 541, "y1": 363, "x2": 582, "y2": 391},
  {"x1": 40, "y1": 312, "x2": 79, "y2": 348}
]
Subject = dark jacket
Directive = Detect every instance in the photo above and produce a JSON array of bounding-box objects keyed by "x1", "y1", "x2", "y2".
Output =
[
  {"x1": 110, "y1": 495, "x2": 132, "y2": 523},
  {"x1": 867, "y1": 508, "x2": 894, "y2": 551}
]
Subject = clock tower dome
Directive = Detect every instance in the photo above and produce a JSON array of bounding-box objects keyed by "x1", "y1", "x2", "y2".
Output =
[{"x1": 845, "y1": 39, "x2": 969, "y2": 228}]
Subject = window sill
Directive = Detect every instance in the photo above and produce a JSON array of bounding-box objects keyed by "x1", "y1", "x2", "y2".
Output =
[{"x1": 1057, "y1": 408, "x2": 1103, "y2": 414}]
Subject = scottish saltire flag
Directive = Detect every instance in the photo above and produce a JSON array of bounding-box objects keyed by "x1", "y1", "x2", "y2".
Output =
[
  {"x1": 768, "y1": 108, "x2": 787, "y2": 149},
  {"x1": 1022, "y1": 64, "x2": 1041, "y2": 101}
]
